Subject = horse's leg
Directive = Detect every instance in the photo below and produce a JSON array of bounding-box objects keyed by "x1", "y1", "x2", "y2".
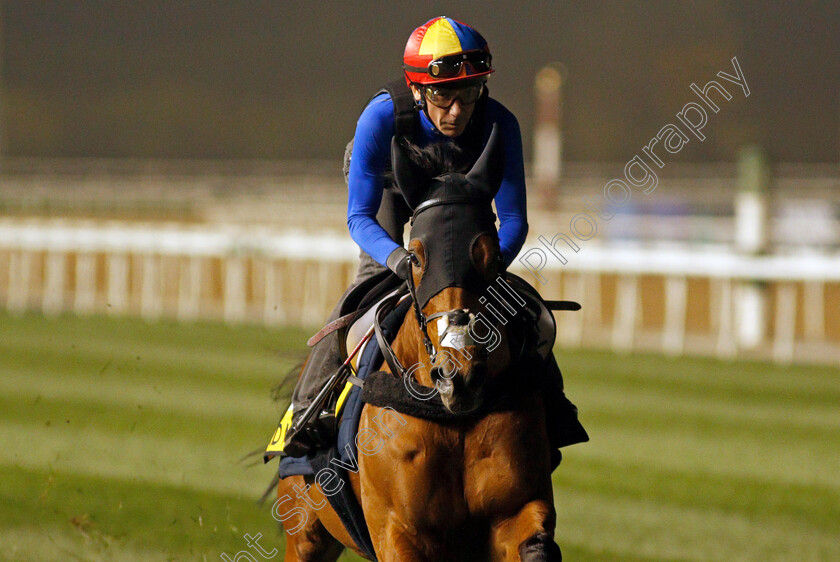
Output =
[
  {"x1": 490, "y1": 500, "x2": 561, "y2": 562},
  {"x1": 360, "y1": 406, "x2": 472, "y2": 562},
  {"x1": 282, "y1": 520, "x2": 344, "y2": 562},
  {"x1": 376, "y1": 517, "x2": 441, "y2": 562},
  {"x1": 276, "y1": 475, "x2": 345, "y2": 562}
]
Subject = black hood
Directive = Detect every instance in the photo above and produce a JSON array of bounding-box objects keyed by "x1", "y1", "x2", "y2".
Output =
[{"x1": 391, "y1": 124, "x2": 505, "y2": 308}]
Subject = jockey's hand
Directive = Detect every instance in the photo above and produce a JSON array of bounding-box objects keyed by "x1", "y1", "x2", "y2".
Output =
[{"x1": 386, "y1": 247, "x2": 413, "y2": 281}]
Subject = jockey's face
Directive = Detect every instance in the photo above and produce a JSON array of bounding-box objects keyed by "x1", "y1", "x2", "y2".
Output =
[{"x1": 411, "y1": 84, "x2": 477, "y2": 138}]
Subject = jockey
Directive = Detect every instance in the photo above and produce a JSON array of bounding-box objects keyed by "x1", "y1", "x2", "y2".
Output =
[
  {"x1": 347, "y1": 16, "x2": 527, "y2": 280},
  {"x1": 280, "y1": 16, "x2": 586, "y2": 457}
]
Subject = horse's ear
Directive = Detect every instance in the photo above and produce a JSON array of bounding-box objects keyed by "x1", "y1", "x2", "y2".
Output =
[
  {"x1": 391, "y1": 136, "x2": 430, "y2": 209},
  {"x1": 466, "y1": 123, "x2": 505, "y2": 199}
]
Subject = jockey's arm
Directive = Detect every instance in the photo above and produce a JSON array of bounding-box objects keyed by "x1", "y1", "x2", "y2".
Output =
[
  {"x1": 491, "y1": 104, "x2": 529, "y2": 267},
  {"x1": 346, "y1": 95, "x2": 402, "y2": 267},
  {"x1": 346, "y1": 95, "x2": 529, "y2": 269}
]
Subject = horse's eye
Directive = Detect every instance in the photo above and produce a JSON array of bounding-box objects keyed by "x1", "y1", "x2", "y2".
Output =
[
  {"x1": 408, "y1": 239, "x2": 427, "y2": 274},
  {"x1": 411, "y1": 255, "x2": 423, "y2": 274}
]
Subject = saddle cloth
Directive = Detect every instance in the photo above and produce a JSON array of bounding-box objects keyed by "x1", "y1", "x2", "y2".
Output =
[
  {"x1": 274, "y1": 296, "x2": 408, "y2": 562},
  {"x1": 275, "y1": 295, "x2": 408, "y2": 479}
]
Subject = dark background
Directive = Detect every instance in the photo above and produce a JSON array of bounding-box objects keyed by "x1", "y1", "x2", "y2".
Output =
[{"x1": 2, "y1": 1, "x2": 838, "y2": 162}]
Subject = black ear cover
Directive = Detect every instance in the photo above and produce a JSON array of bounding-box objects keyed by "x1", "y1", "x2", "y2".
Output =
[{"x1": 465, "y1": 123, "x2": 505, "y2": 199}]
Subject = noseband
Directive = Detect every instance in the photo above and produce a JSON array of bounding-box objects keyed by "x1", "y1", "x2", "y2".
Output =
[{"x1": 375, "y1": 242, "x2": 474, "y2": 379}]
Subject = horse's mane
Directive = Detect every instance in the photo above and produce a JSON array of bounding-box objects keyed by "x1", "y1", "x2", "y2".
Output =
[{"x1": 385, "y1": 139, "x2": 470, "y2": 183}]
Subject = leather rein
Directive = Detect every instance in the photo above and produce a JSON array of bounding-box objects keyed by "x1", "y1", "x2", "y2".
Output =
[{"x1": 373, "y1": 252, "x2": 440, "y2": 379}]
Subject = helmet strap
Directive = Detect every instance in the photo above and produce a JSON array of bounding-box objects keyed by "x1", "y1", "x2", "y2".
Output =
[
  {"x1": 405, "y1": 77, "x2": 427, "y2": 111},
  {"x1": 406, "y1": 80, "x2": 433, "y2": 125}
]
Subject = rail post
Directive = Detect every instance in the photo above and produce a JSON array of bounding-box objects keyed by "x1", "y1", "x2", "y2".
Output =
[
  {"x1": 533, "y1": 64, "x2": 564, "y2": 211},
  {"x1": 734, "y1": 146, "x2": 770, "y2": 350}
]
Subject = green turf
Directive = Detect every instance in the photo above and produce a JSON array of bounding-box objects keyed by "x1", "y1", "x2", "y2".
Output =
[{"x1": 1, "y1": 312, "x2": 838, "y2": 561}]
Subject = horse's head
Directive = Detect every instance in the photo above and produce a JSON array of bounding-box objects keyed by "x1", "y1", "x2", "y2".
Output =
[{"x1": 391, "y1": 125, "x2": 511, "y2": 414}]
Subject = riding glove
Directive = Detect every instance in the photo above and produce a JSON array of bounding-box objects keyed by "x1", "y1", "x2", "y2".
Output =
[{"x1": 386, "y1": 247, "x2": 412, "y2": 280}]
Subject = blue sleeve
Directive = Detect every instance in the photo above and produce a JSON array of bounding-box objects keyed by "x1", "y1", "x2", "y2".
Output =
[
  {"x1": 490, "y1": 102, "x2": 529, "y2": 266},
  {"x1": 346, "y1": 95, "x2": 402, "y2": 267}
]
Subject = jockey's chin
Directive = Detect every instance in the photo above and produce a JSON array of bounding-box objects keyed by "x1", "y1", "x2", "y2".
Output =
[{"x1": 436, "y1": 119, "x2": 469, "y2": 138}]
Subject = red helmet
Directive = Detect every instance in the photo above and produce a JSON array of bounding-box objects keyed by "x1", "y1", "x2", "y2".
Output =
[{"x1": 403, "y1": 17, "x2": 494, "y2": 86}]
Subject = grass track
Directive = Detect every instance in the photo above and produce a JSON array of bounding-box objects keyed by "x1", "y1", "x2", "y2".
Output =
[{"x1": 1, "y1": 312, "x2": 838, "y2": 560}]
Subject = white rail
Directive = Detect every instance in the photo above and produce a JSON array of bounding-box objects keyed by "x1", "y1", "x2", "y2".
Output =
[{"x1": 0, "y1": 219, "x2": 837, "y2": 365}]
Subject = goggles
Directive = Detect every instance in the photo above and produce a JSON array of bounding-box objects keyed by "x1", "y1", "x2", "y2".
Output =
[
  {"x1": 404, "y1": 50, "x2": 493, "y2": 80},
  {"x1": 421, "y1": 82, "x2": 484, "y2": 109}
]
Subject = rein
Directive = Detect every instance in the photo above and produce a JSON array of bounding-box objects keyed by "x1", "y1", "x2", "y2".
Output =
[
  {"x1": 374, "y1": 253, "x2": 439, "y2": 379},
  {"x1": 376, "y1": 252, "x2": 495, "y2": 383},
  {"x1": 405, "y1": 253, "x2": 438, "y2": 362}
]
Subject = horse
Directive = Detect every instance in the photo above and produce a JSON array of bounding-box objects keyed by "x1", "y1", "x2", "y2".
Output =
[{"x1": 276, "y1": 125, "x2": 561, "y2": 561}]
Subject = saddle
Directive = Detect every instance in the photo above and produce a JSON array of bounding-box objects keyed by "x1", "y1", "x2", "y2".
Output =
[
  {"x1": 306, "y1": 269, "x2": 403, "y2": 350},
  {"x1": 328, "y1": 272, "x2": 577, "y2": 420}
]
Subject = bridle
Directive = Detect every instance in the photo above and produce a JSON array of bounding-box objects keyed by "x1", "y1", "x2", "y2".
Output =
[
  {"x1": 405, "y1": 252, "x2": 438, "y2": 361},
  {"x1": 375, "y1": 245, "x2": 491, "y2": 382},
  {"x1": 409, "y1": 195, "x2": 486, "y2": 226},
  {"x1": 375, "y1": 252, "x2": 463, "y2": 378},
  {"x1": 374, "y1": 194, "x2": 498, "y2": 380}
]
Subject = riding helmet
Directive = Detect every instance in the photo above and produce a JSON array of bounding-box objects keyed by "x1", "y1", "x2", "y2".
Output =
[{"x1": 403, "y1": 16, "x2": 494, "y2": 86}]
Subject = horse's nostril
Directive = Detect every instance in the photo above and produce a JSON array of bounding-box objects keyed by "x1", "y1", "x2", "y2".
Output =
[
  {"x1": 450, "y1": 310, "x2": 470, "y2": 326},
  {"x1": 466, "y1": 364, "x2": 487, "y2": 388},
  {"x1": 436, "y1": 378, "x2": 454, "y2": 397}
]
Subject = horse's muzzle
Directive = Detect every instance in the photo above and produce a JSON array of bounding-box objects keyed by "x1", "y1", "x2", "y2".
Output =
[{"x1": 431, "y1": 362, "x2": 487, "y2": 414}]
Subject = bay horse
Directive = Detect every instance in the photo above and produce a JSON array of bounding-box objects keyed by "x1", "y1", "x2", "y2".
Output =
[{"x1": 276, "y1": 126, "x2": 560, "y2": 561}]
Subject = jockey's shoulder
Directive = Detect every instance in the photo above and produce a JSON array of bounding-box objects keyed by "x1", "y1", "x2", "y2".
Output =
[
  {"x1": 484, "y1": 97, "x2": 520, "y2": 128},
  {"x1": 359, "y1": 92, "x2": 394, "y2": 122}
]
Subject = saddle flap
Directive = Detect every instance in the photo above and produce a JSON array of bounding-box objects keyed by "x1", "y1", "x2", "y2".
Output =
[
  {"x1": 505, "y1": 273, "x2": 568, "y2": 359},
  {"x1": 534, "y1": 298, "x2": 558, "y2": 359},
  {"x1": 345, "y1": 288, "x2": 407, "y2": 372},
  {"x1": 336, "y1": 272, "x2": 405, "y2": 357}
]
